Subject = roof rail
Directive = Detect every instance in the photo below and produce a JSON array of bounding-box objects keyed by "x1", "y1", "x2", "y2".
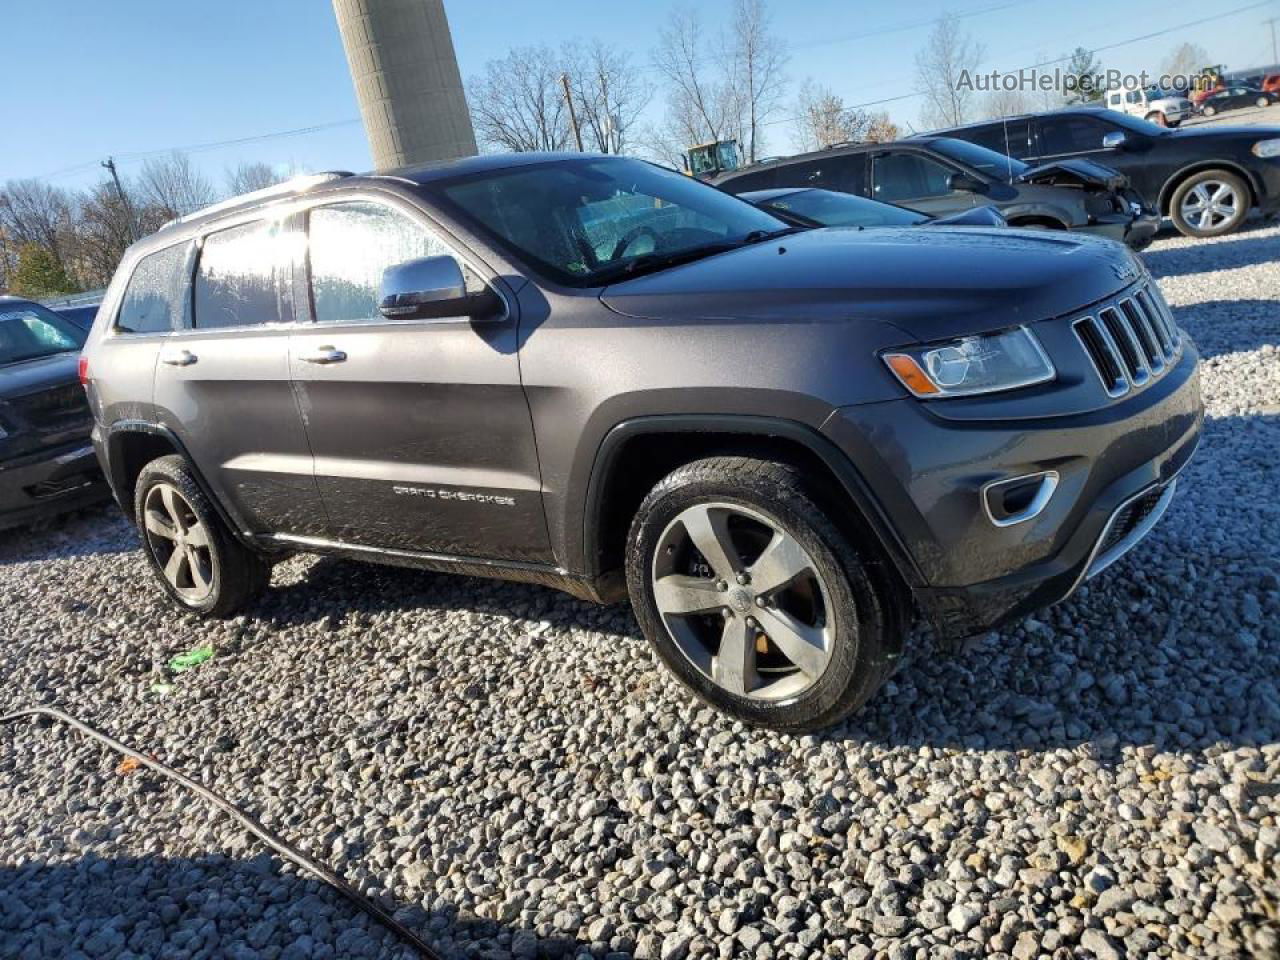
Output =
[{"x1": 161, "y1": 171, "x2": 354, "y2": 230}]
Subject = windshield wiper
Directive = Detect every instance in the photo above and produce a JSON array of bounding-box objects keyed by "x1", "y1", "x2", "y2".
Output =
[{"x1": 743, "y1": 226, "x2": 801, "y2": 243}]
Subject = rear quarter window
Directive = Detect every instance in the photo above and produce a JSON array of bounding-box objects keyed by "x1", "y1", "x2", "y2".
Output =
[{"x1": 115, "y1": 242, "x2": 191, "y2": 334}]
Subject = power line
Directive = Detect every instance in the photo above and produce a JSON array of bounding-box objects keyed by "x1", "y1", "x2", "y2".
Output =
[
  {"x1": 763, "y1": 0, "x2": 1278, "y2": 126},
  {"x1": 35, "y1": 118, "x2": 362, "y2": 182}
]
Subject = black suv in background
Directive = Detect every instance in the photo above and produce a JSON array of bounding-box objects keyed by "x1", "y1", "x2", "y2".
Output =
[
  {"x1": 82, "y1": 156, "x2": 1202, "y2": 731},
  {"x1": 932, "y1": 107, "x2": 1280, "y2": 237},
  {"x1": 713, "y1": 136, "x2": 1157, "y2": 248}
]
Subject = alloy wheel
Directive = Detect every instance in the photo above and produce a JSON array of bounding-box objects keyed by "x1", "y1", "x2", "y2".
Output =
[
  {"x1": 143, "y1": 482, "x2": 215, "y2": 604},
  {"x1": 650, "y1": 502, "x2": 835, "y2": 701},
  {"x1": 1180, "y1": 180, "x2": 1239, "y2": 232}
]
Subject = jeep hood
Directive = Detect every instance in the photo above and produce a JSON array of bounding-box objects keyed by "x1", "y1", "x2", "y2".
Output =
[
  {"x1": 1016, "y1": 157, "x2": 1127, "y2": 190},
  {"x1": 600, "y1": 227, "x2": 1142, "y2": 341}
]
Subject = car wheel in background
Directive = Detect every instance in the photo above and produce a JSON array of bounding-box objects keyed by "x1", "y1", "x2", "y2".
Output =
[
  {"x1": 134, "y1": 455, "x2": 271, "y2": 617},
  {"x1": 1257, "y1": 97, "x2": 1271, "y2": 108},
  {"x1": 1202, "y1": 105, "x2": 1217, "y2": 117},
  {"x1": 625, "y1": 456, "x2": 898, "y2": 732},
  {"x1": 1145, "y1": 111, "x2": 1168, "y2": 126},
  {"x1": 1170, "y1": 170, "x2": 1249, "y2": 238}
]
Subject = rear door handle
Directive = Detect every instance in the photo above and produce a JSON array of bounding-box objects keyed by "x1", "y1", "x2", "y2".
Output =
[
  {"x1": 160, "y1": 349, "x2": 197, "y2": 367},
  {"x1": 299, "y1": 346, "x2": 347, "y2": 365}
]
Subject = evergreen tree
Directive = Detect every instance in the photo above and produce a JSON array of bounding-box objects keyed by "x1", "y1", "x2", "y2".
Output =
[{"x1": 10, "y1": 243, "x2": 75, "y2": 297}]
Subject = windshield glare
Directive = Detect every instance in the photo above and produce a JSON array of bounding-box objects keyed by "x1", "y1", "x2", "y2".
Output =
[
  {"x1": 439, "y1": 158, "x2": 787, "y2": 286},
  {"x1": 929, "y1": 137, "x2": 1029, "y2": 178},
  {"x1": 0, "y1": 302, "x2": 86, "y2": 366},
  {"x1": 762, "y1": 189, "x2": 928, "y2": 228}
]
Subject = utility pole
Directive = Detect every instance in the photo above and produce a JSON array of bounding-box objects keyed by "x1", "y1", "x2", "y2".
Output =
[
  {"x1": 1267, "y1": 18, "x2": 1279, "y2": 67},
  {"x1": 560, "y1": 73, "x2": 584, "y2": 152},
  {"x1": 101, "y1": 157, "x2": 138, "y2": 242}
]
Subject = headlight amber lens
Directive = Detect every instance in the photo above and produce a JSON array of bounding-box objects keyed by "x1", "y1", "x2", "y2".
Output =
[{"x1": 883, "y1": 327, "x2": 1055, "y2": 398}]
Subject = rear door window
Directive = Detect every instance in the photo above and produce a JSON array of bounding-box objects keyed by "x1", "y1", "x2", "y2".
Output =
[
  {"x1": 115, "y1": 242, "x2": 191, "y2": 334},
  {"x1": 720, "y1": 167, "x2": 778, "y2": 193},
  {"x1": 870, "y1": 151, "x2": 955, "y2": 202},
  {"x1": 1034, "y1": 116, "x2": 1111, "y2": 157},
  {"x1": 193, "y1": 220, "x2": 290, "y2": 330},
  {"x1": 773, "y1": 155, "x2": 866, "y2": 195},
  {"x1": 965, "y1": 120, "x2": 1032, "y2": 160}
]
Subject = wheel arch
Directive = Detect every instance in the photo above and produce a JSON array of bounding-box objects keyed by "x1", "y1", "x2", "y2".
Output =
[
  {"x1": 1157, "y1": 160, "x2": 1259, "y2": 214},
  {"x1": 104, "y1": 421, "x2": 253, "y2": 546},
  {"x1": 581, "y1": 415, "x2": 925, "y2": 612}
]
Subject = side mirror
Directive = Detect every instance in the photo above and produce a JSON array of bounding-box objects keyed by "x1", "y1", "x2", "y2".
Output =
[
  {"x1": 1102, "y1": 131, "x2": 1128, "y2": 150},
  {"x1": 378, "y1": 255, "x2": 502, "y2": 321},
  {"x1": 947, "y1": 172, "x2": 983, "y2": 193}
]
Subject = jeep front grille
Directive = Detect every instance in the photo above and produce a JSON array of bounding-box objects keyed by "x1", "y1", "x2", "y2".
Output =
[{"x1": 1072, "y1": 282, "x2": 1182, "y2": 398}]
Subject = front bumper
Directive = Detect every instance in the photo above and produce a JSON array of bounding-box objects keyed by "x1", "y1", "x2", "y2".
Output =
[
  {"x1": 1081, "y1": 209, "x2": 1160, "y2": 249},
  {"x1": 0, "y1": 439, "x2": 109, "y2": 531},
  {"x1": 823, "y1": 342, "x2": 1203, "y2": 639}
]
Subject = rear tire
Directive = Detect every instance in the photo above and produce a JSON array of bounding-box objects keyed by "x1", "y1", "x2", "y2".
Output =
[
  {"x1": 1257, "y1": 97, "x2": 1270, "y2": 109},
  {"x1": 134, "y1": 455, "x2": 271, "y2": 617},
  {"x1": 625, "y1": 457, "x2": 898, "y2": 732},
  {"x1": 1202, "y1": 105, "x2": 1217, "y2": 117}
]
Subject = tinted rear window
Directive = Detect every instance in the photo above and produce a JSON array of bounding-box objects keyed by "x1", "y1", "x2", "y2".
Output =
[{"x1": 116, "y1": 243, "x2": 190, "y2": 334}]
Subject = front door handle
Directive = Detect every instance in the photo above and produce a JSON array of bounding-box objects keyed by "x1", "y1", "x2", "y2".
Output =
[
  {"x1": 160, "y1": 349, "x2": 197, "y2": 367},
  {"x1": 299, "y1": 346, "x2": 347, "y2": 365}
]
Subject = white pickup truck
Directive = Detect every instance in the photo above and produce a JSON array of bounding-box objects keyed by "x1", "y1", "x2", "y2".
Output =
[{"x1": 1103, "y1": 87, "x2": 1193, "y2": 127}]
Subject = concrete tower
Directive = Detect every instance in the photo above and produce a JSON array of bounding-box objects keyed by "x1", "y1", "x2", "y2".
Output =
[{"x1": 332, "y1": 0, "x2": 478, "y2": 170}]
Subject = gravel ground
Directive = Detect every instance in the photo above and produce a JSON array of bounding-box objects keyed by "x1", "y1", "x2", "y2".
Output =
[{"x1": 2, "y1": 224, "x2": 1278, "y2": 960}]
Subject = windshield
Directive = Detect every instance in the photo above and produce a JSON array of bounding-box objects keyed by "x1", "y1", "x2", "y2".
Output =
[
  {"x1": 437, "y1": 157, "x2": 789, "y2": 286},
  {"x1": 757, "y1": 189, "x2": 928, "y2": 228},
  {"x1": 928, "y1": 138, "x2": 1029, "y2": 179},
  {"x1": 0, "y1": 302, "x2": 86, "y2": 366}
]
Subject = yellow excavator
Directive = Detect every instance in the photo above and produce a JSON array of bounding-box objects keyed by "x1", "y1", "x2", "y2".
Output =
[{"x1": 684, "y1": 140, "x2": 742, "y2": 180}]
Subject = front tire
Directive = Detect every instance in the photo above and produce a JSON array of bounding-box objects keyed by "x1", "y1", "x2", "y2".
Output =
[
  {"x1": 1202, "y1": 105, "x2": 1217, "y2": 117},
  {"x1": 134, "y1": 455, "x2": 271, "y2": 617},
  {"x1": 1169, "y1": 169, "x2": 1249, "y2": 237},
  {"x1": 1258, "y1": 97, "x2": 1270, "y2": 109},
  {"x1": 625, "y1": 457, "x2": 898, "y2": 732}
]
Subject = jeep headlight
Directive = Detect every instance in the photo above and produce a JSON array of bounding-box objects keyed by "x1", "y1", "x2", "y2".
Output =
[
  {"x1": 883, "y1": 327, "x2": 1055, "y2": 398},
  {"x1": 1252, "y1": 139, "x2": 1280, "y2": 158}
]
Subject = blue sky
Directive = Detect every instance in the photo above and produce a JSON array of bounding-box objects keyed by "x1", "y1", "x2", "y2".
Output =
[{"x1": 7, "y1": 0, "x2": 1277, "y2": 191}]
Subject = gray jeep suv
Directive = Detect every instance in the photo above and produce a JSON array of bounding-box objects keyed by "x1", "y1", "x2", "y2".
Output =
[{"x1": 81, "y1": 154, "x2": 1203, "y2": 731}]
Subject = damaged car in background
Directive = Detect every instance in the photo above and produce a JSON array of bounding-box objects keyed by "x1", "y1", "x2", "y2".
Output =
[{"x1": 715, "y1": 136, "x2": 1159, "y2": 249}]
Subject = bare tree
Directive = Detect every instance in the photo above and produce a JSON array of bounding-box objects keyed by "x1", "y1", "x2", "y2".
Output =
[
  {"x1": 915, "y1": 14, "x2": 985, "y2": 130},
  {"x1": 651, "y1": 10, "x2": 737, "y2": 159},
  {"x1": 980, "y1": 87, "x2": 1035, "y2": 120},
  {"x1": 0, "y1": 179, "x2": 75, "y2": 274},
  {"x1": 564, "y1": 41, "x2": 650, "y2": 154},
  {"x1": 792, "y1": 80, "x2": 898, "y2": 150},
  {"x1": 1162, "y1": 42, "x2": 1210, "y2": 85},
  {"x1": 721, "y1": 0, "x2": 788, "y2": 162},
  {"x1": 71, "y1": 181, "x2": 139, "y2": 289},
  {"x1": 138, "y1": 152, "x2": 218, "y2": 220},
  {"x1": 225, "y1": 161, "x2": 286, "y2": 196},
  {"x1": 469, "y1": 45, "x2": 572, "y2": 152}
]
